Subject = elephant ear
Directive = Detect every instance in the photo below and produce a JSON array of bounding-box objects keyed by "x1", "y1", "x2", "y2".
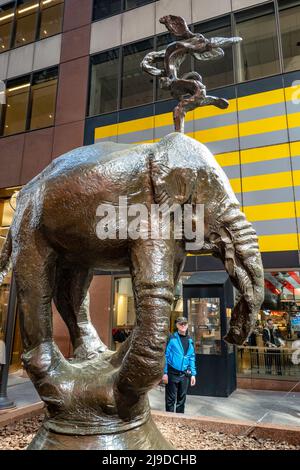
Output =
[{"x1": 149, "y1": 151, "x2": 197, "y2": 206}]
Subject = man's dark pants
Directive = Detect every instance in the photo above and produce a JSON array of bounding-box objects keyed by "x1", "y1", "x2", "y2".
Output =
[{"x1": 165, "y1": 371, "x2": 189, "y2": 413}]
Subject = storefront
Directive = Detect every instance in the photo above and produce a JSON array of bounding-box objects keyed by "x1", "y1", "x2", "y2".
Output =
[{"x1": 111, "y1": 270, "x2": 300, "y2": 386}]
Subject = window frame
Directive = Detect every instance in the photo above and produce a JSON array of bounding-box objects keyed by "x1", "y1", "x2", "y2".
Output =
[
  {"x1": 0, "y1": 0, "x2": 65, "y2": 55},
  {"x1": 88, "y1": 1, "x2": 300, "y2": 119},
  {"x1": 0, "y1": 65, "x2": 59, "y2": 137},
  {"x1": 232, "y1": 1, "x2": 282, "y2": 83},
  {"x1": 92, "y1": 0, "x2": 157, "y2": 22}
]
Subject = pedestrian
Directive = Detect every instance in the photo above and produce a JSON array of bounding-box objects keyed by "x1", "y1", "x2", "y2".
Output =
[
  {"x1": 162, "y1": 316, "x2": 196, "y2": 413},
  {"x1": 263, "y1": 318, "x2": 283, "y2": 375}
]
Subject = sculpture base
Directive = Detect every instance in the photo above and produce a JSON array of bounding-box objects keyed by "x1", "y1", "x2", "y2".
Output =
[{"x1": 28, "y1": 416, "x2": 173, "y2": 450}]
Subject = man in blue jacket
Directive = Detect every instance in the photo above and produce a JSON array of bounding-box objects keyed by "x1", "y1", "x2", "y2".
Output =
[{"x1": 162, "y1": 316, "x2": 197, "y2": 413}]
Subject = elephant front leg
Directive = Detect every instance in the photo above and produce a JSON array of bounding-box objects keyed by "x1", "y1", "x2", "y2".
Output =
[{"x1": 116, "y1": 239, "x2": 176, "y2": 397}]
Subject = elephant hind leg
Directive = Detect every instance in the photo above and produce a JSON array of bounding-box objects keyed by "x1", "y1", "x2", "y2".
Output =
[
  {"x1": 53, "y1": 263, "x2": 107, "y2": 359},
  {"x1": 13, "y1": 231, "x2": 57, "y2": 353}
]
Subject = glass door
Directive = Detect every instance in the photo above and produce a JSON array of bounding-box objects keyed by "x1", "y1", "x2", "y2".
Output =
[{"x1": 187, "y1": 298, "x2": 222, "y2": 355}]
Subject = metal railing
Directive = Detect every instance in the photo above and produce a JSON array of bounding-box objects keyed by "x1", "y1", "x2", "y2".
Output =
[{"x1": 236, "y1": 346, "x2": 300, "y2": 379}]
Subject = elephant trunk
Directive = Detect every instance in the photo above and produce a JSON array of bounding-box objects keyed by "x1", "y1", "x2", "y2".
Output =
[{"x1": 213, "y1": 206, "x2": 264, "y2": 345}]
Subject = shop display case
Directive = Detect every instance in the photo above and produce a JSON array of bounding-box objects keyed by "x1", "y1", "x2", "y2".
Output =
[{"x1": 183, "y1": 272, "x2": 236, "y2": 397}]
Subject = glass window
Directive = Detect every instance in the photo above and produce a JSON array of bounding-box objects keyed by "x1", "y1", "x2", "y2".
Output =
[
  {"x1": 238, "y1": 270, "x2": 300, "y2": 379},
  {"x1": 14, "y1": 0, "x2": 39, "y2": 47},
  {"x1": 188, "y1": 298, "x2": 221, "y2": 355},
  {"x1": 113, "y1": 277, "x2": 134, "y2": 349},
  {"x1": 3, "y1": 75, "x2": 30, "y2": 135},
  {"x1": 121, "y1": 38, "x2": 154, "y2": 109},
  {"x1": 29, "y1": 66, "x2": 58, "y2": 130},
  {"x1": 278, "y1": 0, "x2": 300, "y2": 72},
  {"x1": 125, "y1": 0, "x2": 154, "y2": 9},
  {"x1": 194, "y1": 16, "x2": 234, "y2": 90},
  {"x1": 89, "y1": 49, "x2": 119, "y2": 116},
  {"x1": 0, "y1": 2, "x2": 15, "y2": 52},
  {"x1": 39, "y1": 0, "x2": 64, "y2": 39},
  {"x1": 234, "y1": 4, "x2": 280, "y2": 82},
  {"x1": 93, "y1": 0, "x2": 122, "y2": 21}
]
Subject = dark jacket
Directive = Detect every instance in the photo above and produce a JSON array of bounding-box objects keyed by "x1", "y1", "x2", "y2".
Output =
[{"x1": 262, "y1": 327, "x2": 281, "y2": 347}]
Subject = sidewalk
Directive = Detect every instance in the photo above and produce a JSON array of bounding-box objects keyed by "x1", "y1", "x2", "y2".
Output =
[
  {"x1": 149, "y1": 385, "x2": 300, "y2": 428},
  {"x1": 0, "y1": 375, "x2": 300, "y2": 427},
  {"x1": 1, "y1": 375, "x2": 300, "y2": 428}
]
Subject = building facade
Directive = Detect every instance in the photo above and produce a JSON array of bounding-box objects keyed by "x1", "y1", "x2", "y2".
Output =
[{"x1": 1, "y1": 0, "x2": 300, "y2": 389}]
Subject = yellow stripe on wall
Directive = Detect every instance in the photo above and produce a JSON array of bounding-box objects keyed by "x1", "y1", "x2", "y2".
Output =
[
  {"x1": 290, "y1": 141, "x2": 300, "y2": 156},
  {"x1": 194, "y1": 99, "x2": 237, "y2": 120},
  {"x1": 292, "y1": 170, "x2": 300, "y2": 186},
  {"x1": 258, "y1": 233, "x2": 298, "y2": 252},
  {"x1": 243, "y1": 202, "x2": 296, "y2": 222},
  {"x1": 239, "y1": 115, "x2": 287, "y2": 137},
  {"x1": 228, "y1": 178, "x2": 242, "y2": 193},
  {"x1": 215, "y1": 151, "x2": 240, "y2": 167},
  {"x1": 240, "y1": 143, "x2": 290, "y2": 164},
  {"x1": 118, "y1": 116, "x2": 155, "y2": 136},
  {"x1": 95, "y1": 123, "x2": 118, "y2": 140},
  {"x1": 194, "y1": 124, "x2": 238, "y2": 143},
  {"x1": 286, "y1": 112, "x2": 300, "y2": 129},
  {"x1": 284, "y1": 86, "x2": 300, "y2": 103},
  {"x1": 241, "y1": 171, "x2": 294, "y2": 192},
  {"x1": 237, "y1": 89, "x2": 285, "y2": 111},
  {"x1": 155, "y1": 111, "x2": 195, "y2": 128}
]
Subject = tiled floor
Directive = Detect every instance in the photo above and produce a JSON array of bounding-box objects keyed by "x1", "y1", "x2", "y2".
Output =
[
  {"x1": 4, "y1": 375, "x2": 300, "y2": 428},
  {"x1": 149, "y1": 385, "x2": 300, "y2": 427}
]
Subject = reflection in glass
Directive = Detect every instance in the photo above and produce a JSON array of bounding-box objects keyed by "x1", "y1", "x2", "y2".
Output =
[
  {"x1": 93, "y1": 0, "x2": 122, "y2": 21},
  {"x1": 194, "y1": 16, "x2": 234, "y2": 90},
  {"x1": 278, "y1": 0, "x2": 300, "y2": 72},
  {"x1": 3, "y1": 76, "x2": 30, "y2": 135},
  {"x1": 29, "y1": 67, "x2": 58, "y2": 130},
  {"x1": 125, "y1": 0, "x2": 154, "y2": 10},
  {"x1": 39, "y1": 0, "x2": 64, "y2": 39},
  {"x1": 14, "y1": 0, "x2": 39, "y2": 47},
  {"x1": 121, "y1": 39, "x2": 154, "y2": 109},
  {"x1": 234, "y1": 4, "x2": 280, "y2": 82},
  {"x1": 89, "y1": 49, "x2": 119, "y2": 115},
  {"x1": 0, "y1": 3, "x2": 15, "y2": 52},
  {"x1": 188, "y1": 298, "x2": 221, "y2": 355}
]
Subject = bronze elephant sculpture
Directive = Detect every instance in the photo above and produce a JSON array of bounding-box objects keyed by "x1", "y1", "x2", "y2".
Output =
[{"x1": 0, "y1": 132, "x2": 264, "y2": 449}]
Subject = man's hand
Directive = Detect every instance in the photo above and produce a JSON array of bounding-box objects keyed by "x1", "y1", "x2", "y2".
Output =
[
  {"x1": 190, "y1": 376, "x2": 196, "y2": 387},
  {"x1": 162, "y1": 374, "x2": 168, "y2": 384}
]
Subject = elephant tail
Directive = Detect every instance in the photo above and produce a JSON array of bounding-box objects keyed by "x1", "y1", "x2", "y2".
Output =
[{"x1": 0, "y1": 228, "x2": 12, "y2": 285}]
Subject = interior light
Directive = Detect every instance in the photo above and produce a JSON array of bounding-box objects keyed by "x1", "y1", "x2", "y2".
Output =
[
  {"x1": 7, "y1": 83, "x2": 30, "y2": 92},
  {"x1": 18, "y1": 3, "x2": 39, "y2": 14},
  {"x1": 42, "y1": 0, "x2": 54, "y2": 4},
  {"x1": 43, "y1": 30, "x2": 48, "y2": 35},
  {"x1": 0, "y1": 13, "x2": 15, "y2": 22}
]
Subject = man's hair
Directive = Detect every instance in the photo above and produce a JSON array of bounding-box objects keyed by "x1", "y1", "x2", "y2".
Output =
[{"x1": 266, "y1": 318, "x2": 273, "y2": 324}]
